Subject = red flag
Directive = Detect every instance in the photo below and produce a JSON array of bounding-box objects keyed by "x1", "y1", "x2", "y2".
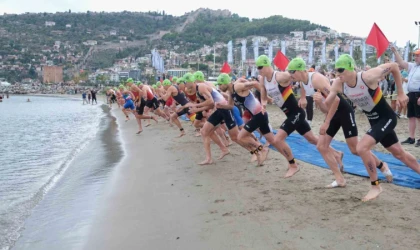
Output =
[
  {"x1": 365, "y1": 23, "x2": 389, "y2": 59},
  {"x1": 220, "y1": 62, "x2": 231, "y2": 73},
  {"x1": 273, "y1": 50, "x2": 289, "y2": 71}
]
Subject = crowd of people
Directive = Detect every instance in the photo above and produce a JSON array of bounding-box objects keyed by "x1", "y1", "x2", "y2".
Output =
[
  {"x1": 104, "y1": 48, "x2": 420, "y2": 202},
  {"x1": 82, "y1": 89, "x2": 98, "y2": 105}
]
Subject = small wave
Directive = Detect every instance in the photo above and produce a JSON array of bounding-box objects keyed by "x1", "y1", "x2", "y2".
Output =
[{"x1": 0, "y1": 101, "x2": 106, "y2": 250}]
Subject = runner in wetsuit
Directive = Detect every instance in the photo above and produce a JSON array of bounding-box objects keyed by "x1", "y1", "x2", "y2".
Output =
[
  {"x1": 257, "y1": 55, "x2": 341, "y2": 178},
  {"x1": 288, "y1": 57, "x2": 391, "y2": 187},
  {"x1": 183, "y1": 75, "x2": 202, "y2": 136},
  {"x1": 325, "y1": 54, "x2": 418, "y2": 201},
  {"x1": 190, "y1": 73, "x2": 267, "y2": 166},
  {"x1": 126, "y1": 79, "x2": 158, "y2": 134},
  {"x1": 218, "y1": 76, "x2": 277, "y2": 164},
  {"x1": 139, "y1": 84, "x2": 169, "y2": 121},
  {"x1": 161, "y1": 79, "x2": 190, "y2": 137},
  {"x1": 194, "y1": 71, "x2": 231, "y2": 146},
  {"x1": 179, "y1": 73, "x2": 230, "y2": 164}
]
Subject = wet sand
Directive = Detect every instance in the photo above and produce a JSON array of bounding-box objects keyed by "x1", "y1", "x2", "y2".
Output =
[{"x1": 84, "y1": 104, "x2": 420, "y2": 250}]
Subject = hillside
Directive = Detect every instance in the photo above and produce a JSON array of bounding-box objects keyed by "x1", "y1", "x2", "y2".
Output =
[{"x1": 0, "y1": 9, "x2": 331, "y2": 81}]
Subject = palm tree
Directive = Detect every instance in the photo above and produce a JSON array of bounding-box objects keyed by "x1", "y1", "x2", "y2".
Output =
[{"x1": 409, "y1": 42, "x2": 417, "y2": 62}]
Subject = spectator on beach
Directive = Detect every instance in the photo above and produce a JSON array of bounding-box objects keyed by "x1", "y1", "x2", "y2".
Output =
[
  {"x1": 87, "y1": 90, "x2": 92, "y2": 104},
  {"x1": 398, "y1": 69, "x2": 409, "y2": 118},
  {"x1": 91, "y1": 89, "x2": 97, "y2": 105},
  {"x1": 82, "y1": 92, "x2": 88, "y2": 105},
  {"x1": 392, "y1": 47, "x2": 420, "y2": 146}
]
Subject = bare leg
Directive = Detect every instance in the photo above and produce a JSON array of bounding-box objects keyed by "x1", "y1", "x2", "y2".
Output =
[
  {"x1": 269, "y1": 130, "x2": 300, "y2": 178},
  {"x1": 317, "y1": 134, "x2": 346, "y2": 187},
  {"x1": 346, "y1": 137, "x2": 393, "y2": 182},
  {"x1": 199, "y1": 122, "x2": 217, "y2": 165},
  {"x1": 356, "y1": 135, "x2": 382, "y2": 202},
  {"x1": 170, "y1": 113, "x2": 186, "y2": 137},
  {"x1": 386, "y1": 143, "x2": 420, "y2": 174}
]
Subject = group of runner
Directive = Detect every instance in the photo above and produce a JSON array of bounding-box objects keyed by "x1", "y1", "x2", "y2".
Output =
[{"x1": 107, "y1": 53, "x2": 420, "y2": 202}]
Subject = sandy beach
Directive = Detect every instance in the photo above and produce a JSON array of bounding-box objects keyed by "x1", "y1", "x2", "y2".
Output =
[{"x1": 84, "y1": 103, "x2": 420, "y2": 250}]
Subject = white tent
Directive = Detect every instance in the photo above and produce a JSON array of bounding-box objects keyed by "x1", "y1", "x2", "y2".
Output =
[{"x1": 0, "y1": 81, "x2": 11, "y2": 86}]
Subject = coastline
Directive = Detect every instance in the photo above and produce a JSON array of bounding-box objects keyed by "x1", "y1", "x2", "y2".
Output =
[
  {"x1": 83, "y1": 105, "x2": 420, "y2": 250},
  {"x1": 12, "y1": 104, "x2": 123, "y2": 250}
]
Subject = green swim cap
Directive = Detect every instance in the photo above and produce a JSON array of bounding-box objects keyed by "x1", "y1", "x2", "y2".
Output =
[
  {"x1": 217, "y1": 73, "x2": 231, "y2": 85},
  {"x1": 171, "y1": 76, "x2": 178, "y2": 82},
  {"x1": 156, "y1": 81, "x2": 162, "y2": 87},
  {"x1": 256, "y1": 55, "x2": 271, "y2": 67},
  {"x1": 152, "y1": 84, "x2": 157, "y2": 89},
  {"x1": 335, "y1": 54, "x2": 355, "y2": 71},
  {"x1": 183, "y1": 73, "x2": 195, "y2": 83},
  {"x1": 193, "y1": 71, "x2": 205, "y2": 81},
  {"x1": 163, "y1": 79, "x2": 171, "y2": 86},
  {"x1": 177, "y1": 77, "x2": 184, "y2": 84},
  {"x1": 136, "y1": 81, "x2": 142, "y2": 85},
  {"x1": 126, "y1": 78, "x2": 134, "y2": 83},
  {"x1": 287, "y1": 58, "x2": 306, "y2": 71},
  {"x1": 119, "y1": 84, "x2": 124, "y2": 89}
]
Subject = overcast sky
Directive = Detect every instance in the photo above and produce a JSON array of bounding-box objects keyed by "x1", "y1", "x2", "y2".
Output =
[{"x1": 1, "y1": 0, "x2": 419, "y2": 48}]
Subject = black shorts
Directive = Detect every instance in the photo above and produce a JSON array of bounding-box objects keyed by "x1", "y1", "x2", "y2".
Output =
[
  {"x1": 176, "y1": 107, "x2": 190, "y2": 117},
  {"x1": 326, "y1": 109, "x2": 358, "y2": 139},
  {"x1": 280, "y1": 110, "x2": 311, "y2": 136},
  {"x1": 244, "y1": 112, "x2": 271, "y2": 135},
  {"x1": 195, "y1": 111, "x2": 204, "y2": 121},
  {"x1": 159, "y1": 99, "x2": 166, "y2": 106},
  {"x1": 207, "y1": 109, "x2": 236, "y2": 130},
  {"x1": 367, "y1": 115, "x2": 398, "y2": 148},
  {"x1": 146, "y1": 97, "x2": 160, "y2": 110},
  {"x1": 407, "y1": 92, "x2": 420, "y2": 118},
  {"x1": 136, "y1": 98, "x2": 146, "y2": 115}
]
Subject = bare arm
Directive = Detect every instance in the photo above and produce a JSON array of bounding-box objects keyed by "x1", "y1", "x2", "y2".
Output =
[
  {"x1": 195, "y1": 85, "x2": 214, "y2": 108},
  {"x1": 259, "y1": 75, "x2": 268, "y2": 107},
  {"x1": 161, "y1": 86, "x2": 174, "y2": 101},
  {"x1": 391, "y1": 46, "x2": 408, "y2": 70},
  {"x1": 364, "y1": 63, "x2": 404, "y2": 97},
  {"x1": 324, "y1": 78, "x2": 341, "y2": 109},
  {"x1": 216, "y1": 90, "x2": 234, "y2": 110}
]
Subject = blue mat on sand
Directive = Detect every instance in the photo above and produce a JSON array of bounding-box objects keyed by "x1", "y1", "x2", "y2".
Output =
[
  {"x1": 180, "y1": 114, "x2": 190, "y2": 121},
  {"x1": 180, "y1": 114, "x2": 420, "y2": 189},
  {"x1": 254, "y1": 130, "x2": 420, "y2": 189}
]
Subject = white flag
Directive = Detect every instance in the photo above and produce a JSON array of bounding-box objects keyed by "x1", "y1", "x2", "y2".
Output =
[
  {"x1": 349, "y1": 41, "x2": 354, "y2": 58},
  {"x1": 404, "y1": 40, "x2": 410, "y2": 61},
  {"x1": 253, "y1": 40, "x2": 259, "y2": 60},
  {"x1": 281, "y1": 41, "x2": 286, "y2": 55},
  {"x1": 160, "y1": 57, "x2": 165, "y2": 73},
  {"x1": 362, "y1": 40, "x2": 366, "y2": 65},
  {"x1": 377, "y1": 57, "x2": 381, "y2": 65},
  {"x1": 268, "y1": 41, "x2": 273, "y2": 62},
  {"x1": 252, "y1": 65, "x2": 257, "y2": 77},
  {"x1": 151, "y1": 49, "x2": 156, "y2": 67},
  {"x1": 334, "y1": 42, "x2": 339, "y2": 61},
  {"x1": 227, "y1": 40, "x2": 233, "y2": 64},
  {"x1": 391, "y1": 41, "x2": 397, "y2": 62},
  {"x1": 308, "y1": 41, "x2": 313, "y2": 64},
  {"x1": 241, "y1": 39, "x2": 247, "y2": 61},
  {"x1": 321, "y1": 40, "x2": 326, "y2": 64}
]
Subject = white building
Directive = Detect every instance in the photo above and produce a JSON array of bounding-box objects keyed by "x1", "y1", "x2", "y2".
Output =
[
  {"x1": 110, "y1": 73, "x2": 119, "y2": 82},
  {"x1": 167, "y1": 68, "x2": 190, "y2": 78},
  {"x1": 110, "y1": 30, "x2": 117, "y2": 36},
  {"x1": 65, "y1": 24, "x2": 71, "y2": 29},
  {"x1": 83, "y1": 40, "x2": 97, "y2": 46},
  {"x1": 294, "y1": 40, "x2": 310, "y2": 51},
  {"x1": 290, "y1": 31, "x2": 304, "y2": 40},
  {"x1": 45, "y1": 21, "x2": 56, "y2": 27}
]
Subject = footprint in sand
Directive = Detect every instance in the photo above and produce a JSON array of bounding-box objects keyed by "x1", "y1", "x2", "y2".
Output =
[
  {"x1": 222, "y1": 212, "x2": 232, "y2": 216},
  {"x1": 214, "y1": 199, "x2": 225, "y2": 203}
]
